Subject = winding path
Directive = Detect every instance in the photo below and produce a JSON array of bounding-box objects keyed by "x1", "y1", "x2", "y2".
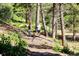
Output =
[{"x1": 0, "y1": 24, "x2": 68, "y2": 56}]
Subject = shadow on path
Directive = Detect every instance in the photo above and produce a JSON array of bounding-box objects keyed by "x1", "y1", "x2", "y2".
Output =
[
  {"x1": 27, "y1": 49, "x2": 61, "y2": 56},
  {"x1": 28, "y1": 44, "x2": 52, "y2": 49}
]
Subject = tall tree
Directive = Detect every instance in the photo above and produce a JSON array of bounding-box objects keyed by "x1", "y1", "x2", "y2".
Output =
[
  {"x1": 71, "y1": 4, "x2": 78, "y2": 41},
  {"x1": 52, "y1": 3, "x2": 56, "y2": 39},
  {"x1": 13, "y1": 3, "x2": 32, "y2": 32},
  {"x1": 59, "y1": 3, "x2": 66, "y2": 46},
  {"x1": 52, "y1": 3, "x2": 59, "y2": 39},
  {"x1": 35, "y1": 3, "x2": 40, "y2": 32},
  {"x1": 55, "y1": 4, "x2": 59, "y2": 38},
  {"x1": 27, "y1": 4, "x2": 32, "y2": 36},
  {"x1": 73, "y1": 15, "x2": 76, "y2": 41},
  {"x1": 40, "y1": 4, "x2": 48, "y2": 36}
]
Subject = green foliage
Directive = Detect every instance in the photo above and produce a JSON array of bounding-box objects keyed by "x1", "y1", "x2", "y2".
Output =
[
  {"x1": 10, "y1": 14, "x2": 26, "y2": 28},
  {"x1": 1, "y1": 3, "x2": 79, "y2": 55},
  {"x1": 0, "y1": 4, "x2": 13, "y2": 20},
  {"x1": 52, "y1": 40, "x2": 62, "y2": 52},
  {"x1": 52, "y1": 39, "x2": 74, "y2": 55},
  {"x1": 61, "y1": 46, "x2": 70, "y2": 54},
  {"x1": 53, "y1": 44, "x2": 62, "y2": 52},
  {"x1": 12, "y1": 14, "x2": 23, "y2": 21},
  {"x1": 61, "y1": 46, "x2": 74, "y2": 55},
  {"x1": 52, "y1": 40, "x2": 74, "y2": 55},
  {"x1": 45, "y1": 15, "x2": 51, "y2": 25},
  {"x1": 0, "y1": 32, "x2": 28, "y2": 56}
]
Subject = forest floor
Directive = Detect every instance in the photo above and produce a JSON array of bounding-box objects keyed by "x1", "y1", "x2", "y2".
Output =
[
  {"x1": 1, "y1": 22, "x2": 79, "y2": 56},
  {"x1": 23, "y1": 34, "x2": 68, "y2": 56},
  {"x1": 0, "y1": 23, "x2": 69, "y2": 56},
  {"x1": 1, "y1": 23, "x2": 79, "y2": 56},
  {"x1": 0, "y1": 23, "x2": 79, "y2": 56}
]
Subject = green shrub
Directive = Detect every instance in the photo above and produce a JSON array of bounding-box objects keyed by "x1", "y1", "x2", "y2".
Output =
[
  {"x1": 53, "y1": 44, "x2": 62, "y2": 52},
  {"x1": 0, "y1": 4, "x2": 13, "y2": 20},
  {"x1": 61, "y1": 46, "x2": 70, "y2": 54},
  {"x1": 52, "y1": 39, "x2": 63, "y2": 52},
  {"x1": 61, "y1": 46, "x2": 74, "y2": 55},
  {"x1": 0, "y1": 32, "x2": 28, "y2": 56}
]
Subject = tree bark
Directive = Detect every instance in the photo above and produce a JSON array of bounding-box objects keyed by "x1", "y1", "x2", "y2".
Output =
[
  {"x1": 52, "y1": 3, "x2": 56, "y2": 39},
  {"x1": 40, "y1": 4, "x2": 48, "y2": 36},
  {"x1": 25, "y1": 12, "x2": 28, "y2": 24},
  {"x1": 28, "y1": 8, "x2": 32, "y2": 31},
  {"x1": 73, "y1": 15, "x2": 76, "y2": 41},
  {"x1": 26, "y1": 4, "x2": 32, "y2": 36},
  {"x1": 55, "y1": 4, "x2": 59, "y2": 38},
  {"x1": 52, "y1": 3, "x2": 59, "y2": 39},
  {"x1": 35, "y1": 3, "x2": 40, "y2": 32},
  {"x1": 59, "y1": 3, "x2": 66, "y2": 46}
]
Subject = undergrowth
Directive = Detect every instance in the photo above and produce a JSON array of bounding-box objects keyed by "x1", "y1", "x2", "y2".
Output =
[
  {"x1": 0, "y1": 32, "x2": 28, "y2": 56},
  {"x1": 52, "y1": 39, "x2": 74, "y2": 55}
]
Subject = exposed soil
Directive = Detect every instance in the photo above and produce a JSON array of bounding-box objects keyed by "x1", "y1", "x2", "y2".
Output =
[{"x1": 0, "y1": 23, "x2": 68, "y2": 56}]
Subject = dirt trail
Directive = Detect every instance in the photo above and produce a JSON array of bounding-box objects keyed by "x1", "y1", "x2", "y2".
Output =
[
  {"x1": 27, "y1": 47, "x2": 67, "y2": 56},
  {"x1": 0, "y1": 24, "x2": 68, "y2": 56},
  {"x1": 22, "y1": 34, "x2": 68, "y2": 56}
]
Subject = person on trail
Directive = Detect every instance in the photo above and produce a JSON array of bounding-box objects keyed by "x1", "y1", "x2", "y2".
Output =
[
  {"x1": 36, "y1": 25, "x2": 40, "y2": 33},
  {"x1": 36, "y1": 25, "x2": 41, "y2": 36}
]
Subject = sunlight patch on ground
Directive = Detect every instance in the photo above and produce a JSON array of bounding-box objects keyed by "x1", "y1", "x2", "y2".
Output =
[{"x1": 67, "y1": 41, "x2": 79, "y2": 53}]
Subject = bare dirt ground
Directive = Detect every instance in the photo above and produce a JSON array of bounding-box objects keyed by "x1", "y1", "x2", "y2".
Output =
[
  {"x1": 0, "y1": 21, "x2": 79, "y2": 56},
  {"x1": 22, "y1": 34, "x2": 68, "y2": 56},
  {"x1": 0, "y1": 24, "x2": 68, "y2": 56}
]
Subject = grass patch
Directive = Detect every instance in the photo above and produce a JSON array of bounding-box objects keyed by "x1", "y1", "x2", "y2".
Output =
[
  {"x1": 52, "y1": 39, "x2": 74, "y2": 55},
  {"x1": 0, "y1": 32, "x2": 28, "y2": 56},
  {"x1": 52, "y1": 39, "x2": 63, "y2": 52},
  {"x1": 53, "y1": 44, "x2": 62, "y2": 52},
  {"x1": 61, "y1": 46, "x2": 74, "y2": 55}
]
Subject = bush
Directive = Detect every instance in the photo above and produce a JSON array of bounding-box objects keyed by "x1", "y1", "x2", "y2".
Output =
[
  {"x1": 0, "y1": 32, "x2": 28, "y2": 56},
  {"x1": 61, "y1": 46, "x2": 70, "y2": 54},
  {"x1": 52, "y1": 39, "x2": 63, "y2": 52},
  {"x1": 0, "y1": 4, "x2": 13, "y2": 20},
  {"x1": 61, "y1": 46, "x2": 74, "y2": 55},
  {"x1": 53, "y1": 44, "x2": 62, "y2": 52}
]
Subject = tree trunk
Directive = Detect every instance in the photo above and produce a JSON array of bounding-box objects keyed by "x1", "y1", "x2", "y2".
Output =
[
  {"x1": 27, "y1": 4, "x2": 32, "y2": 36},
  {"x1": 25, "y1": 12, "x2": 28, "y2": 24},
  {"x1": 59, "y1": 3, "x2": 66, "y2": 46},
  {"x1": 55, "y1": 20, "x2": 58, "y2": 38},
  {"x1": 28, "y1": 8, "x2": 32, "y2": 31},
  {"x1": 40, "y1": 4, "x2": 48, "y2": 36},
  {"x1": 35, "y1": 3, "x2": 40, "y2": 32},
  {"x1": 73, "y1": 15, "x2": 76, "y2": 41},
  {"x1": 52, "y1": 3, "x2": 59, "y2": 39},
  {"x1": 55, "y1": 4, "x2": 59, "y2": 38},
  {"x1": 52, "y1": 3, "x2": 56, "y2": 39}
]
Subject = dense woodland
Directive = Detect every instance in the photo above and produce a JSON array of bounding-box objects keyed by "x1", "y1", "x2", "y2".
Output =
[{"x1": 0, "y1": 3, "x2": 79, "y2": 56}]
